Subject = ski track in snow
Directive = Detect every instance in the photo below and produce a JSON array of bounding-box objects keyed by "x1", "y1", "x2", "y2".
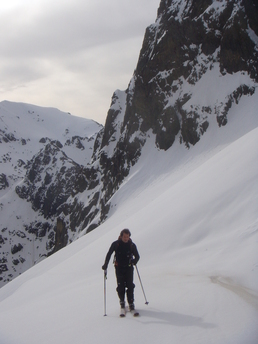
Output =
[{"x1": 210, "y1": 276, "x2": 258, "y2": 310}]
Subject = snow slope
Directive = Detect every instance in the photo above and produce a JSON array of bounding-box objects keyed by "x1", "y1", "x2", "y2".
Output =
[{"x1": 0, "y1": 104, "x2": 257, "y2": 343}]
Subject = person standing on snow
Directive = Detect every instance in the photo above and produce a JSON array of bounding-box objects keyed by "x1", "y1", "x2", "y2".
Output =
[{"x1": 102, "y1": 229, "x2": 140, "y2": 312}]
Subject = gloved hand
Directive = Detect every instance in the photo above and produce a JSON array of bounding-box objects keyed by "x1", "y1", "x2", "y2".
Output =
[
  {"x1": 102, "y1": 264, "x2": 107, "y2": 270},
  {"x1": 131, "y1": 259, "x2": 137, "y2": 266}
]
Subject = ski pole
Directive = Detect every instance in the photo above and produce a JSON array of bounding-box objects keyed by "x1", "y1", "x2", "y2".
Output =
[
  {"x1": 104, "y1": 270, "x2": 107, "y2": 316},
  {"x1": 135, "y1": 265, "x2": 149, "y2": 305}
]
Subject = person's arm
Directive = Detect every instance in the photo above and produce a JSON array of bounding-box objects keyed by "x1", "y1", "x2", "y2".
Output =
[
  {"x1": 131, "y1": 243, "x2": 140, "y2": 265},
  {"x1": 102, "y1": 241, "x2": 116, "y2": 270}
]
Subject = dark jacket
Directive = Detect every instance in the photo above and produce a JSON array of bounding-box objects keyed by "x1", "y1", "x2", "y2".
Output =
[{"x1": 103, "y1": 239, "x2": 140, "y2": 268}]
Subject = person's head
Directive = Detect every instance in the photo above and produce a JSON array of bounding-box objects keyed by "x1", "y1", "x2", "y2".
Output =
[{"x1": 119, "y1": 229, "x2": 131, "y2": 243}]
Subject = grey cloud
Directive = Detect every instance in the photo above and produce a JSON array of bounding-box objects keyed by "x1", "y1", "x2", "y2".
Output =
[
  {"x1": 1, "y1": 0, "x2": 158, "y2": 58},
  {"x1": 0, "y1": 0, "x2": 160, "y2": 123}
]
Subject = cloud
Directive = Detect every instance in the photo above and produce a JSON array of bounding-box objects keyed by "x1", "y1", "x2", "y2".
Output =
[{"x1": 0, "y1": 0, "x2": 160, "y2": 123}]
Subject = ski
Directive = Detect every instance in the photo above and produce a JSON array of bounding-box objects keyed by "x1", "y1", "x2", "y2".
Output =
[{"x1": 119, "y1": 306, "x2": 140, "y2": 317}]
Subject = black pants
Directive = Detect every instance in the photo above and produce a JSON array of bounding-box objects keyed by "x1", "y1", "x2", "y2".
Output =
[{"x1": 115, "y1": 265, "x2": 135, "y2": 304}]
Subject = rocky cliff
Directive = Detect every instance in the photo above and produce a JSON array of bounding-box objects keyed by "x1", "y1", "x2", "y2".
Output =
[{"x1": 92, "y1": 0, "x2": 257, "y2": 227}]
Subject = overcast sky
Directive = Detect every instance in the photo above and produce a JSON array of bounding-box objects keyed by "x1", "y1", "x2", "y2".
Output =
[{"x1": 0, "y1": 0, "x2": 160, "y2": 124}]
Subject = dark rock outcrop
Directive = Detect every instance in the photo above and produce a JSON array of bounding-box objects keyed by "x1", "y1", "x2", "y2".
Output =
[{"x1": 91, "y1": 0, "x2": 258, "y2": 223}]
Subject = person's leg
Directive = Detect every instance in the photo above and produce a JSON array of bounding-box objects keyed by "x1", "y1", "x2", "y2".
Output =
[
  {"x1": 125, "y1": 266, "x2": 135, "y2": 308},
  {"x1": 115, "y1": 266, "x2": 126, "y2": 307}
]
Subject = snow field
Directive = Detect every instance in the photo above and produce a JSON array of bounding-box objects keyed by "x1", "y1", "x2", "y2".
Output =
[{"x1": 0, "y1": 119, "x2": 257, "y2": 343}]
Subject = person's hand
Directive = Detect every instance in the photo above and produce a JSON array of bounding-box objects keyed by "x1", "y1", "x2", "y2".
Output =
[{"x1": 102, "y1": 264, "x2": 107, "y2": 270}]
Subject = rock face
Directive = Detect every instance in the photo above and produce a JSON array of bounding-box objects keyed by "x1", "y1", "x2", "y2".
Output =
[
  {"x1": 101, "y1": 0, "x2": 257, "y2": 152},
  {"x1": 92, "y1": 0, "x2": 258, "y2": 225},
  {"x1": 1, "y1": 0, "x2": 258, "y2": 287}
]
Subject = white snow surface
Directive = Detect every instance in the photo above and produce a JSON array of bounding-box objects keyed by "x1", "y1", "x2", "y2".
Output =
[{"x1": 0, "y1": 101, "x2": 258, "y2": 343}]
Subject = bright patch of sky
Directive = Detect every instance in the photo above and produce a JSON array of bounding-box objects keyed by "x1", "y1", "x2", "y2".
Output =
[{"x1": 0, "y1": 0, "x2": 160, "y2": 124}]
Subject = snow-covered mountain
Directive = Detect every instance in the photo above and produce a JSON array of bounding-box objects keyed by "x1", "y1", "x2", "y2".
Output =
[
  {"x1": 0, "y1": 102, "x2": 103, "y2": 285},
  {"x1": 0, "y1": 95, "x2": 257, "y2": 343},
  {"x1": 94, "y1": 0, "x2": 258, "y2": 224},
  {"x1": 0, "y1": 0, "x2": 257, "y2": 342},
  {"x1": 0, "y1": 0, "x2": 257, "y2": 304}
]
